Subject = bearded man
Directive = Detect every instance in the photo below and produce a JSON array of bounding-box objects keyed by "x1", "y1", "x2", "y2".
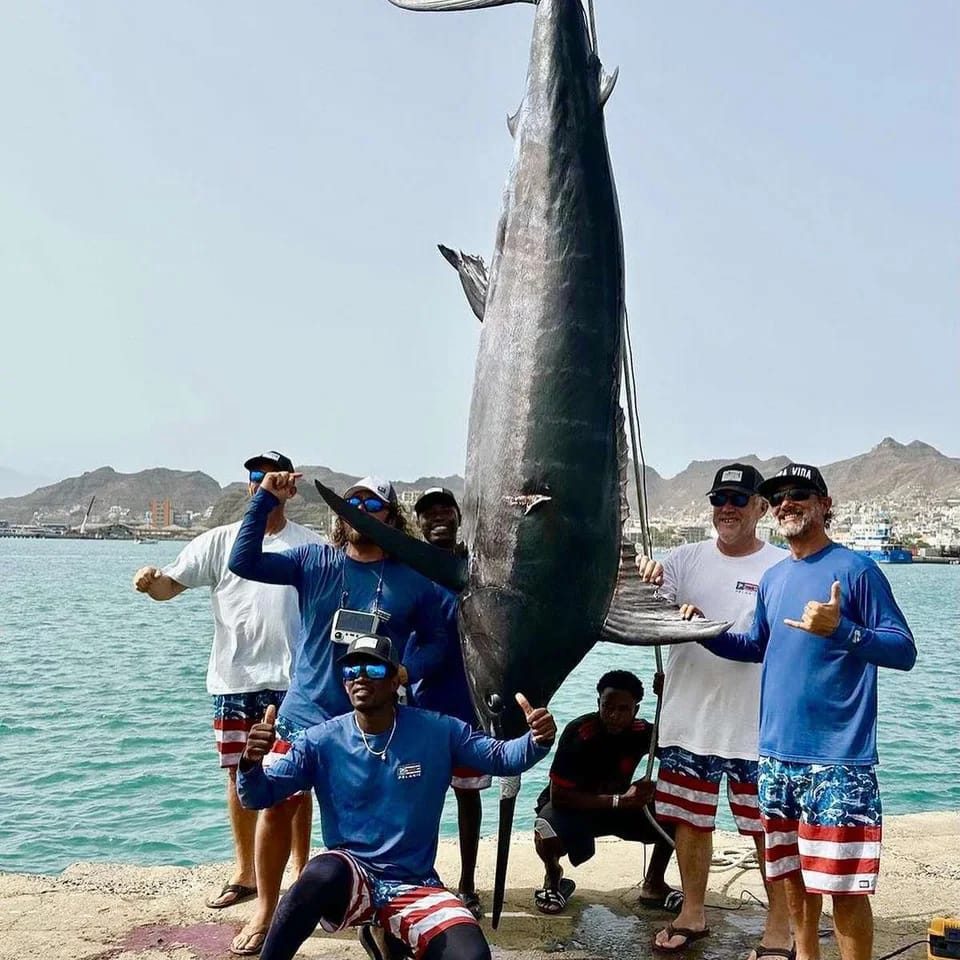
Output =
[
  {"x1": 689, "y1": 463, "x2": 916, "y2": 960},
  {"x1": 227, "y1": 473, "x2": 446, "y2": 956}
]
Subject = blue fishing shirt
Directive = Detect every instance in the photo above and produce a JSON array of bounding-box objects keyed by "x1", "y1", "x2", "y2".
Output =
[
  {"x1": 229, "y1": 490, "x2": 447, "y2": 729},
  {"x1": 405, "y1": 585, "x2": 478, "y2": 727},
  {"x1": 236, "y1": 706, "x2": 549, "y2": 883},
  {"x1": 699, "y1": 543, "x2": 916, "y2": 765}
]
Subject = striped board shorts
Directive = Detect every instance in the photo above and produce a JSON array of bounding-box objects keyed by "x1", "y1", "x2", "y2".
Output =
[
  {"x1": 758, "y1": 756, "x2": 882, "y2": 895},
  {"x1": 212, "y1": 689, "x2": 286, "y2": 768},
  {"x1": 320, "y1": 851, "x2": 478, "y2": 959},
  {"x1": 655, "y1": 745, "x2": 762, "y2": 835},
  {"x1": 450, "y1": 765, "x2": 492, "y2": 791}
]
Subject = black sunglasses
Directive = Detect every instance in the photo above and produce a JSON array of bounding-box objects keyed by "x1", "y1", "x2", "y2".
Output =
[
  {"x1": 769, "y1": 488, "x2": 817, "y2": 507},
  {"x1": 709, "y1": 491, "x2": 751, "y2": 508},
  {"x1": 342, "y1": 663, "x2": 391, "y2": 681},
  {"x1": 347, "y1": 495, "x2": 388, "y2": 513}
]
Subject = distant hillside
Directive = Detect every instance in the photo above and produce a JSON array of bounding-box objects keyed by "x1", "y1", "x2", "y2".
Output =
[
  {"x1": 0, "y1": 467, "x2": 222, "y2": 523},
  {"x1": 4, "y1": 437, "x2": 956, "y2": 528}
]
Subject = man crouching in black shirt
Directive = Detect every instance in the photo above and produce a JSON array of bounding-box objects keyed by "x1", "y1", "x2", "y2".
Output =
[{"x1": 532, "y1": 670, "x2": 679, "y2": 915}]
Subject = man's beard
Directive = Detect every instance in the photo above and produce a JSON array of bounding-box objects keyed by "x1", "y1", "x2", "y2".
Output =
[
  {"x1": 778, "y1": 510, "x2": 814, "y2": 539},
  {"x1": 345, "y1": 525, "x2": 373, "y2": 546}
]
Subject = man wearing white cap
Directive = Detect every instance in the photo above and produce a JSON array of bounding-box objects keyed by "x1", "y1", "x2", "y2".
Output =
[{"x1": 227, "y1": 471, "x2": 447, "y2": 956}]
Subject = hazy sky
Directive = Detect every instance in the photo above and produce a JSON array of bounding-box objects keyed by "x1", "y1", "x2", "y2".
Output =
[{"x1": 2, "y1": 1, "x2": 957, "y2": 487}]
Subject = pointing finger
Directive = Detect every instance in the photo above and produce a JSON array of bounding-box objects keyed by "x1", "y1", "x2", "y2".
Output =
[
  {"x1": 514, "y1": 692, "x2": 534, "y2": 718},
  {"x1": 263, "y1": 704, "x2": 277, "y2": 725},
  {"x1": 829, "y1": 581, "x2": 841, "y2": 606}
]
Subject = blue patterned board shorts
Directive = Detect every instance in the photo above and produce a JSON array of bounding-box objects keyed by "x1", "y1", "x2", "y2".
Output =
[
  {"x1": 656, "y1": 745, "x2": 762, "y2": 835},
  {"x1": 259, "y1": 714, "x2": 311, "y2": 800},
  {"x1": 211, "y1": 689, "x2": 286, "y2": 768},
  {"x1": 757, "y1": 756, "x2": 882, "y2": 895}
]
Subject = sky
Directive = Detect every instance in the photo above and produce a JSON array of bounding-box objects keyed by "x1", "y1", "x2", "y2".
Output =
[{"x1": 1, "y1": 1, "x2": 957, "y2": 489}]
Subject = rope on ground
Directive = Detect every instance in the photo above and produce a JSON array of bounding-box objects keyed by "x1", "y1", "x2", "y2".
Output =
[{"x1": 710, "y1": 845, "x2": 760, "y2": 872}]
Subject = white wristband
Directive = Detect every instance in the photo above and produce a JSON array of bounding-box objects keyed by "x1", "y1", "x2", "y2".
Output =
[{"x1": 612, "y1": 793, "x2": 620, "y2": 809}]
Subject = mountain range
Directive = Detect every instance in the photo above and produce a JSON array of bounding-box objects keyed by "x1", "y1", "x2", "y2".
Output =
[{"x1": 1, "y1": 438, "x2": 957, "y2": 526}]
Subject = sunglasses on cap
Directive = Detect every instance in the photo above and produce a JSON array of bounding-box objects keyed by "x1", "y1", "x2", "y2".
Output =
[
  {"x1": 769, "y1": 488, "x2": 818, "y2": 507},
  {"x1": 708, "y1": 491, "x2": 751, "y2": 508},
  {"x1": 341, "y1": 662, "x2": 391, "y2": 681},
  {"x1": 249, "y1": 470, "x2": 266, "y2": 484},
  {"x1": 347, "y1": 495, "x2": 389, "y2": 513}
]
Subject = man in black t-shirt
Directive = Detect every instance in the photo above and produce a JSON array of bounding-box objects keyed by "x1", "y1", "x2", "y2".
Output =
[{"x1": 532, "y1": 670, "x2": 678, "y2": 914}]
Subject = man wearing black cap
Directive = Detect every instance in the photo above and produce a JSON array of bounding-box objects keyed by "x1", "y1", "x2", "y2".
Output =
[
  {"x1": 637, "y1": 463, "x2": 790, "y2": 956},
  {"x1": 406, "y1": 487, "x2": 488, "y2": 919},
  {"x1": 133, "y1": 451, "x2": 322, "y2": 918},
  {"x1": 692, "y1": 463, "x2": 916, "y2": 960},
  {"x1": 236, "y1": 634, "x2": 556, "y2": 960}
]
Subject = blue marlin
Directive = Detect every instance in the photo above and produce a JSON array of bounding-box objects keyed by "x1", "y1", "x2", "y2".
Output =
[{"x1": 315, "y1": 0, "x2": 728, "y2": 921}]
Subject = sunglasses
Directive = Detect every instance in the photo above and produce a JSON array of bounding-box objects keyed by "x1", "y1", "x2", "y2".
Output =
[
  {"x1": 769, "y1": 488, "x2": 817, "y2": 507},
  {"x1": 347, "y1": 495, "x2": 388, "y2": 513},
  {"x1": 249, "y1": 470, "x2": 266, "y2": 484},
  {"x1": 709, "y1": 491, "x2": 751, "y2": 508},
  {"x1": 341, "y1": 662, "x2": 391, "y2": 681}
]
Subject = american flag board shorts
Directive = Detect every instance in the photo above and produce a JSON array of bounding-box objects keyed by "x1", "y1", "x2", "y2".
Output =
[
  {"x1": 655, "y1": 745, "x2": 762, "y2": 835},
  {"x1": 319, "y1": 851, "x2": 478, "y2": 959},
  {"x1": 758, "y1": 756, "x2": 882, "y2": 895},
  {"x1": 212, "y1": 689, "x2": 286, "y2": 768}
]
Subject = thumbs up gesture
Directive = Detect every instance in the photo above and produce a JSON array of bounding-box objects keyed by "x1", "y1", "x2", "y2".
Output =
[
  {"x1": 243, "y1": 704, "x2": 277, "y2": 764},
  {"x1": 784, "y1": 581, "x2": 842, "y2": 637},
  {"x1": 515, "y1": 692, "x2": 556, "y2": 747}
]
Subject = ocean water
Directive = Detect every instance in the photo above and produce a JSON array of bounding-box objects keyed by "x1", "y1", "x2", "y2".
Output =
[{"x1": 1, "y1": 538, "x2": 957, "y2": 875}]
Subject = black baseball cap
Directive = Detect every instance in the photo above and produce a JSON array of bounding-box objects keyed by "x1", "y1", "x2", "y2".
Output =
[
  {"x1": 336, "y1": 634, "x2": 400, "y2": 671},
  {"x1": 758, "y1": 463, "x2": 829, "y2": 498},
  {"x1": 243, "y1": 450, "x2": 295, "y2": 473},
  {"x1": 413, "y1": 487, "x2": 461, "y2": 519},
  {"x1": 706, "y1": 463, "x2": 764, "y2": 497}
]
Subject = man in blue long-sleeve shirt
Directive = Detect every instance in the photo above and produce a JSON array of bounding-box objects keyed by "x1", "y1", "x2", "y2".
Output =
[
  {"x1": 688, "y1": 464, "x2": 916, "y2": 960},
  {"x1": 228, "y1": 470, "x2": 448, "y2": 956},
  {"x1": 237, "y1": 634, "x2": 556, "y2": 960}
]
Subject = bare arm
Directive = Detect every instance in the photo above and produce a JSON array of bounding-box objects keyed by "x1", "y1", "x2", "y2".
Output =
[{"x1": 133, "y1": 567, "x2": 187, "y2": 601}]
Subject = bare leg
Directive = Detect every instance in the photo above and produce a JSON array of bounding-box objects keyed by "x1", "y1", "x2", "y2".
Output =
[
  {"x1": 784, "y1": 874, "x2": 823, "y2": 960},
  {"x1": 232, "y1": 796, "x2": 300, "y2": 954},
  {"x1": 748, "y1": 834, "x2": 793, "y2": 956},
  {"x1": 655, "y1": 824, "x2": 711, "y2": 948},
  {"x1": 641, "y1": 823, "x2": 676, "y2": 898},
  {"x1": 454, "y1": 787, "x2": 482, "y2": 896},
  {"x1": 832, "y1": 895, "x2": 873, "y2": 960},
  {"x1": 289, "y1": 794, "x2": 313, "y2": 877},
  {"x1": 227, "y1": 767, "x2": 258, "y2": 886},
  {"x1": 533, "y1": 833, "x2": 565, "y2": 892}
]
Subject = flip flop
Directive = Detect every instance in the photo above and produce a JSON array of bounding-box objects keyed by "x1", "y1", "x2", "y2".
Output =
[
  {"x1": 652, "y1": 924, "x2": 711, "y2": 953},
  {"x1": 749, "y1": 945, "x2": 796, "y2": 960},
  {"x1": 534, "y1": 877, "x2": 576, "y2": 915},
  {"x1": 230, "y1": 929, "x2": 267, "y2": 957},
  {"x1": 638, "y1": 889, "x2": 684, "y2": 912},
  {"x1": 205, "y1": 883, "x2": 257, "y2": 909}
]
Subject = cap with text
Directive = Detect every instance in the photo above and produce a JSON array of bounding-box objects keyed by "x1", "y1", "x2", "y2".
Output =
[
  {"x1": 706, "y1": 463, "x2": 765, "y2": 497},
  {"x1": 343, "y1": 475, "x2": 398, "y2": 506},
  {"x1": 337, "y1": 634, "x2": 400, "y2": 670},
  {"x1": 413, "y1": 487, "x2": 461, "y2": 519},
  {"x1": 244, "y1": 450, "x2": 295, "y2": 473},
  {"x1": 758, "y1": 462, "x2": 829, "y2": 499}
]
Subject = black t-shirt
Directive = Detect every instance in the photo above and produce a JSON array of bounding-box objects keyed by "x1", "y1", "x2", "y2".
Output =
[{"x1": 535, "y1": 712, "x2": 653, "y2": 811}]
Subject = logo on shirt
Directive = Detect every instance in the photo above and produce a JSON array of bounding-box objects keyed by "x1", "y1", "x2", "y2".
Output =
[
  {"x1": 735, "y1": 581, "x2": 759, "y2": 594},
  {"x1": 397, "y1": 763, "x2": 421, "y2": 780}
]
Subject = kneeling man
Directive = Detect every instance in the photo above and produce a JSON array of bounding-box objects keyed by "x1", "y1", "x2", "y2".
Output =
[
  {"x1": 532, "y1": 670, "x2": 677, "y2": 914},
  {"x1": 237, "y1": 635, "x2": 556, "y2": 960}
]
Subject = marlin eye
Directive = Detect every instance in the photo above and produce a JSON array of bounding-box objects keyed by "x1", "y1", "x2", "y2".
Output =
[{"x1": 486, "y1": 693, "x2": 504, "y2": 713}]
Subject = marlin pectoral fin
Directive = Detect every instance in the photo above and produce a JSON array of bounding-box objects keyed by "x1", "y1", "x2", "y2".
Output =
[
  {"x1": 313, "y1": 480, "x2": 468, "y2": 592},
  {"x1": 491, "y1": 776, "x2": 520, "y2": 929},
  {"x1": 600, "y1": 66, "x2": 619, "y2": 107},
  {"x1": 507, "y1": 106, "x2": 521, "y2": 138},
  {"x1": 600, "y1": 571, "x2": 731, "y2": 646},
  {"x1": 438, "y1": 244, "x2": 488, "y2": 322}
]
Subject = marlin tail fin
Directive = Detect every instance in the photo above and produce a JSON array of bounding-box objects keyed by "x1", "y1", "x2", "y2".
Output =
[
  {"x1": 438, "y1": 245, "x2": 488, "y2": 321},
  {"x1": 314, "y1": 480, "x2": 468, "y2": 593},
  {"x1": 386, "y1": 0, "x2": 535, "y2": 11}
]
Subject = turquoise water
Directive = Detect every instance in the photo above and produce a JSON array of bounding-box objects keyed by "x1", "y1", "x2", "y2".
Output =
[{"x1": 1, "y1": 539, "x2": 957, "y2": 875}]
